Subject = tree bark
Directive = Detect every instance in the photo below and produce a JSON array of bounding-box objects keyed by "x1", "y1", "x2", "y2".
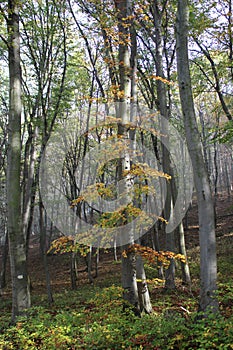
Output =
[
  {"x1": 39, "y1": 198, "x2": 53, "y2": 304},
  {"x1": 114, "y1": 0, "x2": 152, "y2": 315},
  {"x1": 114, "y1": 0, "x2": 139, "y2": 315},
  {"x1": 136, "y1": 256, "x2": 153, "y2": 314},
  {"x1": 176, "y1": 0, "x2": 218, "y2": 314},
  {"x1": 178, "y1": 222, "x2": 191, "y2": 285},
  {"x1": 70, "y1": 251, "x2": 78, "y2": 290},
  {"x1": 7, "y1": 0, "x2": 31, "y2": 321},
  {"x1": 0, "y1": 231, "x2": 8, "y2": 292},
  {"x1": 151, "y1": 1, "x2": 176, "y2": 290}
]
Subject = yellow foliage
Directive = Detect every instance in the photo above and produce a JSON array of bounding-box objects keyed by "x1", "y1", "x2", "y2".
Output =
[
  {"x1": 70, "y1": 196, "x2": 84, "y2": 207},
  {"x1": 122, "y1": 244, "x2": 186, "y2": 268},
  {"x1": 47, "y1": 236, "x2": 90, "y2": 256},
  {"x1": 149, "y1": 75, "x2": 174, "y2": 86},
  {"x1": 47, "y1": 236, "x2": 75, "y2": 255},
  {"x1": 123, "y1": 163, "x2": 171, "y2": 181}
]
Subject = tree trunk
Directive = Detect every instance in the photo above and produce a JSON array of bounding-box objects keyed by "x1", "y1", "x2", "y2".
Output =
[
  {"x1": 176, "y1": 0, "x2": 218, "y2": 314},
  {"x1": 23, "y1": 125, "x2": 38, "y2": 257},
  {"x1": 114, "y1": 0, "x2": 140, "y2": 314},
  {"x1": 7, "y1": 0, "x2": 31, "y2": 321},
  {"x1": 87, "y1": 246, "x2": 94, "y2": 284},
  {"x1": 70, "y1": 251, "x2": 78, "y2": 290},
  {"x1": 95, "y1": 247, "x2": 99, "y2": 278},
  {"x1": 194, "y1": 38, "x2": 232, "y2": 121},
  {"x1": 0, "y1": 232, "x2": 8, "y2": 292},
  {"x1": 151, "y1": 1, "x2": 176, "y2": 290},
  {"x1": 151, "y1": 225, "x2": 164, "y2": 279},
  {"x1": 178, "y1": 222, "x2": 191, "y2": 285},
  {"x1": 39, "y1": 198, "x2": 53, "y2": 304},
  {"x1": 121, "y1": 251, "x2": 140, "y2": 315},
  {"x1": 136, "y1": 256, "x2": 153, "y2": 314}
]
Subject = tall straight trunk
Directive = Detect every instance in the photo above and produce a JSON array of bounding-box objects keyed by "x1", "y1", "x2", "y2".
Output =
[
  {"x1": 114, "y1": 0, "x2": 139, "y2": 314},
  {"x1": 152, "y1": 1, "x2": 176, "y2": 289},
  {"x1": 39, "y1": 198, "x2": 53, "y2": 304},
  {"x1": 178, "y1": 135, "x2": 191, "y2": 284},
  {"x1": 224, "y1": 161, "x2": 231, "y2": 199},
  {"x1": 151, "y1": 226, "x2": 164, "y2": 279},
  {"x1": 130, "y1": 3, "x2": 152, "y2": 313},
  {"x1": 114, "y1": 0, "x2": 152, "y2": 315},
  {"x1": 7, "y1": 0, "x2": 31, "y2": 321},
  {"x1": 70, "y1": 252, "x2": 78, "y2": 290},
  {"x1": 0, "y1": 232, "x2": 8, "y2": 292},
  {"x1": 23, "y1": 126, "x2": 38, "y2": 257},
  {"x1": 176, "y1": 0, "x2": 218, "y2": 313},
  {"x1": 136, "y1": 256, "x2": 153, "y2": 314},
  {"x1": 178, "y1": 222, "x2": 191, "y2": 285}
]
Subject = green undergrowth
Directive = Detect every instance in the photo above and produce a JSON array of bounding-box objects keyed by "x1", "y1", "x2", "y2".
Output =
[
  {"x1": 0, "y1": 233, "x2": 233, "y2": 349},
  {"x1": 0, "y1": 282, "x2": 233, "y2": 349}
]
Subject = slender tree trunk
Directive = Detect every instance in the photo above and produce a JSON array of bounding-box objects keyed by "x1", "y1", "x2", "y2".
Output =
[
  {"x1": 23, "y1": 126, "x2": 38, "y2": 257},
  {"x1": 39, "y1": 198, "x2": 53, "y2": 304},
  {"x1": 114, "y1": 0, "x2": 152, "y2": 315},
  {"x1": 213, "y1": 142, "x2": 218, "y2": 199},
  {"x1": 224, "y1": 161, "x2": 231, "y2": 199},
  {"x1": 151, "y1": 226, "x2": 164, "y2": 279},
  {"x1": 136, "y1": 256, "x2": 153, "y2": 314},
  {"x1": 178, "y1": 222, "x2": 191, "y2": 285},
  {"x1": 176, "y1": 0, "x2": 218, "y2": 314},
  {"x1": 114, "y1": 238, "x2": 118, "y2": 261},
  {"x1": 95, "y1": 247, "x2": 99, "y2": 278},
  {"x1": 114, "y1": 0, "x2": 140, "y2": 315},
  {"x1": 199, "y1": 109, "x2": 210, "y2": 176},
  {"x1": 87, "y1": 246, "x2": 94, "y2": 284},
  {"x1": 152, "y1": 1, "x2": 176, "y2": 290},
  {"x1": 0, "y1": 232, "x2": 8, "y2": 292},
  {"x1": 70, "y1": 251, "x2": 78, "y2": 290},
  {"x1": 130, "y1": 2, "x2": 152, "y2": 312},
  {"x1": 7, "y1": 0, "x2": 31, "y2": 321}
]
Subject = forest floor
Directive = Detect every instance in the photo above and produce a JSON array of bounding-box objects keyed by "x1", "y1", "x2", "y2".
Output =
[
  {"x1": 0, "y1": 192, "x2": 233, "y2": 349},
  {"x1": 27, "y1": 192, "x2": 233, "y2": 294}
]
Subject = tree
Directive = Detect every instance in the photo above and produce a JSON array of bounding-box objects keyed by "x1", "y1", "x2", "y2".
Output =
[
  {"x1": 0, "y1": 68, "x2": 8, "y2": 293},
  {"x1": 134, "y1": 0, "x2": 191, "y2": 287},
  {"x1": 189, "y1": 0, "x2": 232, "y2": 121},
  {"x1": 65, "y1": 0, "x2": 154, "y2": 314},
  {"x1": 114, "y1": 0, "x2": 154, "y2": 315},
  {"x1": 7, "y1": 0, "x2": 31, "y2": 321},
  {"x1": 150, "y1": 0, "x2": 176, "y2": 290},
  {"x1": 176, "y1": 0, "x2": 218, "y2": 314}
]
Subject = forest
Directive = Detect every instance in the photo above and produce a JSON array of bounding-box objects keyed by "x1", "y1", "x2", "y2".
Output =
[{"x1": 0, "y1": 0, "x2": 233, "y2": 348}]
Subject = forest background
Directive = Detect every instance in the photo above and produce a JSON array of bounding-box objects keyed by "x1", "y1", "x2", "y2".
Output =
[{"x1": 0, "y1": 0, "x2": 233, "y2": 348}]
